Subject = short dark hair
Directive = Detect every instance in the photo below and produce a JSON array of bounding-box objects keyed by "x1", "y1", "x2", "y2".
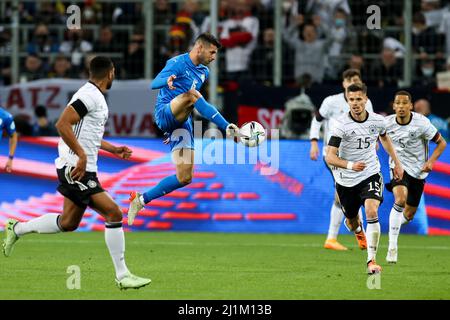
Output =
[
  {"x1": 342, "y1": 68, "x2": 361, "y2": 81},
  {"x1": 347, "y1": 82, "x2": 367, "y2": 94},
  {"x1": 89, "y1": 56, "x2": 113, "y2": 79},
  {"x1": 35, "y1": 105, "x2": 47, "y2": 118},
  {"x1": 195, "y1": 33, "x2": 222, "y2": 49},
  {"x1": 395, "y1": 90, "x2": 412, "y2": 102}
]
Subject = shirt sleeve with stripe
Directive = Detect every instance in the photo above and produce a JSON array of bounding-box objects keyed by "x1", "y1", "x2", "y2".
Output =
[
  {"x1": 379, "y1": 117, "x2": 387, "y2": 136},
  {"x1": 422, "y1": 116, "x2": 439, "y2": 141},
  {"x1": 70, "y1": 94, "x2": 97, "y2": 118}
]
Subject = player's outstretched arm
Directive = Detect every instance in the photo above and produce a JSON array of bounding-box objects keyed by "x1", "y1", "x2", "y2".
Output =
[
  {"x1": 325, "y1": 144, "x2": 366, "y2": 171},
  {"x1": 5, "y1": 131, "x2": 17, "y2": 173},
  {"x1": 150, "y1": 59, "x2": 178, "y2": 90},
  {"x1": 55, "y1": 106, "x2": 87, "y2": 181},
  {"x1": 379, "y1": 134, "x2": 404, "y2": 180},
  {"x1": 309, "y1": 116, "x2": 323, "y2": 161},
  {"x1": 101, "y1": 140, "x2": 133, "y2": 160},
  {"x1": 422, "y1": 135, "x2": 447, "y2": 172}
]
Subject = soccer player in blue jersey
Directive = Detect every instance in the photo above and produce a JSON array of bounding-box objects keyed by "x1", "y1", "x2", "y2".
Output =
[
  {"x1": 0, "y1": 107, "x2": 18, "y2": 173},
  {"x1": 127, "y1": 33, "x2": 238, "y2": 225}
]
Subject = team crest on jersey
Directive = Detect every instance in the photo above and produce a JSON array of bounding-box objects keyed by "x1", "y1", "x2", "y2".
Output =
[
  {"x1": 87, "y1": 180, "x2": 97, "y2": 188},
  {"x1": 369, "y1": 125, "x2": 377, "y2": 134},
  {"x1": 409, "y1": 130, "x2": 417, "y2": 138},
  {"x1": 200, "y1": 74, "x2": 205, "y2": 82}
]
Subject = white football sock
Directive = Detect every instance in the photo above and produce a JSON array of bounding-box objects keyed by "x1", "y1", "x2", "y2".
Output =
[
  {"x1": 401, "y1": 213, "x2": 410, "y2": 225},
  {"x1": 388, "y1": 203, "x2": 404, "y2": 249},
  {"x1": 14, "y1": 214, "x2": 63, "y2": 236},
  {"x1": 366, "y1": 219, "x2": 381, "y2": 262},
  {"x1": 327, "y1": 203, "x2": 344, "y2": 240},
  {"x1": 105, "y1": 222, "x2": 130, "y2": 281}
]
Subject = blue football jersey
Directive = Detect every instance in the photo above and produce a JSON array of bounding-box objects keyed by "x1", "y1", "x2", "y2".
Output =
[
  {"x1": 0, "y1": 107, "x2": 16, "y2": 139},
  {"x1": 152, "y1": 53, "x2": 209, "y2": 106}
]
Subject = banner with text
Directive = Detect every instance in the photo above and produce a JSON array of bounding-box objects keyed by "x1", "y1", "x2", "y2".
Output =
[{"x1": 0, "y1": 79, "x2": 158, "y2": 137}]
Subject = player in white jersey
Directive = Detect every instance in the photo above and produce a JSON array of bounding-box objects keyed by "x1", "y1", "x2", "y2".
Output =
[
  {"x1": 325, "y1": 83, "x2": 404, "y2": 274},
  {"x1": 310, "y1": 69, "x2": 373, "y2": 251},
  {"x1": 2, "y1": 57, "x2": 151, "y2": 290},
  {"x1": 385, "y1": 91, "x2": 447, "y2": 264}
]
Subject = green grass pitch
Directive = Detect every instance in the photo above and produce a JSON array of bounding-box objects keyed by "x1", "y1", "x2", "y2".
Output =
[{"x1": 1, "y1": 232, "x2": 449, "y2": 300}]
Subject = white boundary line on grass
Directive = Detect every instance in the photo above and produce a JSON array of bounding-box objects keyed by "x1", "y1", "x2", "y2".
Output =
[{"x1": 18, "y1": 238, "x2": 450, "y2": 251}]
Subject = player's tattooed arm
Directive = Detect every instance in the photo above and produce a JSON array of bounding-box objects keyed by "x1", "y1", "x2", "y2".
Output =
[
  {"x1": 56, "y1": 105, "x2": 87, "y2": 180},
  {"x1": 379, "y1": 133, "x2": 404, "y2": 180},
  {"x1": 422, "y1": 134, "x2": 447, "y2": 172},
  {"x1": 101, "y1": 140, "x2": 133, "y2": 160},
  {"x1": 325, "y1": 143, "x2": 366, "y2": 172}
]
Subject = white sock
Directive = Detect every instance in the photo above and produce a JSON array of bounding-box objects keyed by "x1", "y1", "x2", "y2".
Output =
[
  {"x1": 366, "y1": 219, "x2": 381, "y2": 262},
  {"x1": 388, "y1": 203, "x2": 404, "y2": 249},
  {"x1": 105, "y1": 222, "x2": 130, "y2": 281},
  {"x1": 401, "y1": 213, "x2": 410, "y2": 225},
  {"x1": 327, "y1": 203, "x2": 344, "y2": 240},
  {"x1": 14, "y1": 214, "x2": 63, "y2": 236}
]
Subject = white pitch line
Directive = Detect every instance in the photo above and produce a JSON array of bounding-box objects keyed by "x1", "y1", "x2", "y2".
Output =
[{"x1": 15, "y1": 238, "x2": 450, "y2": 251}]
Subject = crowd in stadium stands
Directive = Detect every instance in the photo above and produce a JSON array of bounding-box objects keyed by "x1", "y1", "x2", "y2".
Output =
[
  {"x1": 0, "y1": 0, "x2": 449, "y2": 138},
  {"x1": 0, "y1": 1, "x2": 450, "y2": 88}
]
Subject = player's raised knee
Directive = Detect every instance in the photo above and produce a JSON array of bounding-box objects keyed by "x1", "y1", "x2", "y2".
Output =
[
  {"x1": 177, "y1": 173, "x2": 192, "y2": 185},
  {"x1": 187, "y1": 89, "x2": 202, "y2": 104}
]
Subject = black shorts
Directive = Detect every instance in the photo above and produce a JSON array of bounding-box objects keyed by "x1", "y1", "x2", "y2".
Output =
[
  {"x1": 57, "y1": 166, "x2": 105, "y2": 209},
  {"x1": 385, "y1": 170, "x2": 425, "y2": 207},
  {"x1": 336, "y1": 173, "x2": 384, "y2": 219}
]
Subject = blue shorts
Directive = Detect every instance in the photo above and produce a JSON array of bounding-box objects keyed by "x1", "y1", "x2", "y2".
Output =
[{"x1": 155, "y1": 103, "x2": 194, "y2": 151}]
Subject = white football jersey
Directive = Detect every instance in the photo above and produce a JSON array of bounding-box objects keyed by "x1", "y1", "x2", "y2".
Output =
[
  {"x1": 330, "y1": 111, "x2": 386, "y2": 187},
  {"x1": 385, "y1": 112, "x2": 438, "y2": 180},
  {"x1": 314, "y1": 92, "x2": 374, "y2": 155},
  {"x1": 55, "y1": 82, "x2": 109, "y2": 172}
]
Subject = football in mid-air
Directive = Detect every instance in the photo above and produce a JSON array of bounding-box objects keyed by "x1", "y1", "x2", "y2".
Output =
[{"x1": 239, "y1": 121, "x2": 266, "y2": 147}]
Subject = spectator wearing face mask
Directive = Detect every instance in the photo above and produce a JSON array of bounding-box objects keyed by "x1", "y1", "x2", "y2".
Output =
[
  {"x1": 414, "y1": 58, "x2": 438, "y2": 89},
  {"x1": 284, "y1": 17, "x2": 332, "y2": 85},
  {"x1": 325, "y1": 8, "x2": 353, "y2": 80},
  {"x1": 59, "y1": 29, "x2": 93, "y2": 68},
  {"x1": 27, "y1": 23, "x2": 59, "y2": 55}
]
